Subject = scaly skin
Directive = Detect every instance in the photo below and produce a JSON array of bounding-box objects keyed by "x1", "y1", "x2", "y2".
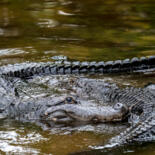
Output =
[
  {"x1": 2, "y1": 76, "x2": 154, "y2": 146},
  {"x1": 0, "y1": 58, "x2": 154, "y2": 146},
  {"x1": 108, "y1": 112, "x2": 155, "y2": 147},
  {"x1": 1, "y1": 95, "x2": 128, "y2": 126},
  {"x1": 73, "y1": 78, "x2": 155, "y2": 145},
  {"x1": 43, "y1": 98, "x2": 128, "y2": 123},
  {"x1": 0, "y1": 75, "x2": 128, "y2": 125},
  {"x1": 0, "y1": 55, "x2": 154, "y2": 79}
]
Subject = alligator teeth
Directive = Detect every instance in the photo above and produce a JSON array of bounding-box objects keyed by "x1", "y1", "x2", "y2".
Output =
[
  {"x1": 51, "y1": 118, "x2": 57, "y2": 122},
  {"x1": 44, "y1": 112, "x2": 48, "y2": 116}
]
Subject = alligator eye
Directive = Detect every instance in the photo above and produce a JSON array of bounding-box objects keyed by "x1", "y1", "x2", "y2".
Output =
[{"x1": 65, "y1": 97, "x2": 77, "y2": 104}]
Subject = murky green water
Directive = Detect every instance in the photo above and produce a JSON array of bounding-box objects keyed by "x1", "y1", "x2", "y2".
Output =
[
  {"x1": 0, "y1": 0, "x2": 155, "y2": 64},
  {"x1": 0, "y1": 0, "x2": 155, "y2": 154}
]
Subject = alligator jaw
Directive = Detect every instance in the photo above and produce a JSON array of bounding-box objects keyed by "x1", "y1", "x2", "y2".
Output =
[
  {"x1": 67, "y1": 103, "x2": 128, "y2": 123},
  {"x1": 43, "y1": 99, "x2": 129, "y2": 124}
]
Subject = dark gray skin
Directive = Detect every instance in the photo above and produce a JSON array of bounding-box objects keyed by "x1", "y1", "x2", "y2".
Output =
[
  {"x1": 43, "y1": 98, "x2": 128, "y2": 124},
  {"x1": 72, "y1": 78, "x2": 155, "y2": 146},
  {"x1": 1, "y1": 74, "x2": 155, "y2": 147},
  {"x1": 0, "y1": 96, "x2": 128, "y2": 125},
  {"x1": 0, "y1": 75, "x2": 129, "y2": 125},
  {"x1": 0, "y1": 55, "x2": 154, "y2": 79}
]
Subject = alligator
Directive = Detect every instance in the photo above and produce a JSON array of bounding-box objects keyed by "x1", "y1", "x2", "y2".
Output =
[
  {"x1": 0, "y1": 76, "x2": 129, "y2": 125},
  {"x1": 66, "y1": 77, "x2": 155, "y2": 146},
  {"x1": 0, "y1": 55, "x2": 154, "y2": 79},
  {"x1": 0, "y1": 55, "x2": 154, "y2": 148}
]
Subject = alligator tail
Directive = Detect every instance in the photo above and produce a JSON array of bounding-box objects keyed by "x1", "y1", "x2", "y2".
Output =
[
  {"x1": 0, "y1": 55, "x2": 155, "y2": 78},
  {"x1": 109, "y1": 112, "x2": 155, "y2": 146}
]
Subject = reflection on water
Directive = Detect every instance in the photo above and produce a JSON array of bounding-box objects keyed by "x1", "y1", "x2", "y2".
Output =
[
  {"x1": 0, "y1": 0, "x2": 155, "y2": 154},
  {"x1": 0, "y1": 119, "x2": 118, "y2": 155},
  {"x1": 0, "y1": 0, "x2": 155, "y2": 64},
  {"x1": 0, "y1": 120, "x2": 46, "y2": 154}
]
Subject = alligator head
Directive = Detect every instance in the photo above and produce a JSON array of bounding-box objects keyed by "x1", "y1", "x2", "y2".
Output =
[{"x1": 41, "y1": 97, "x2": 129, "y2": 125}]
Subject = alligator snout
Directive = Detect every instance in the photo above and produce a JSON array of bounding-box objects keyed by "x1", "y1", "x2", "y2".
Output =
[
  {"x1": 90, "y1": 103, "x2": 128, "y2": 123},
  {"x1": 43, "y1": 97, "x2": 129, "y2": 124}
]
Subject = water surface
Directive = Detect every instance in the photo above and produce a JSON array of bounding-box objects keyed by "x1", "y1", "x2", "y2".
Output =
[{"x1": 0, "y1": 0, "x2": 155, "y2": 64}]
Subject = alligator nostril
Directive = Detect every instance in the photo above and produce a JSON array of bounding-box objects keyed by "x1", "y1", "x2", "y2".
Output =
[
  {"x1": 92, "y1": 116, "x2": 99, "y2": 123},
  {"x1": 113, "y1": 102, "x2": 123, "y2": 110},
  {"x1": 44, "y1": 112, "x2": 48, "y2": 116}
]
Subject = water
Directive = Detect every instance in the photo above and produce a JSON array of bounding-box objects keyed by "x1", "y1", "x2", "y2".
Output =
[
  {"x1": 0, "y1": 0, "x2": 155, "y2": 64},
  {"x1": 0, "y1": 0, "x2": 155, "y2": 154}
]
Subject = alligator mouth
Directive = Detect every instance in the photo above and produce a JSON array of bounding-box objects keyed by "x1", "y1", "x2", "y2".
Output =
[{"x1": 42, "y1": 97, "x2": 129, "y2": 125}]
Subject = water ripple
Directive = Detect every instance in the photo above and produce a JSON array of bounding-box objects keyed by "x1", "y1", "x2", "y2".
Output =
[
  {"x1": 0, "y1": 130, "x2": 47, "y2": 154},
  {"x1": 58, "y1": 10, "x2": 75, "y2": 16}
]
